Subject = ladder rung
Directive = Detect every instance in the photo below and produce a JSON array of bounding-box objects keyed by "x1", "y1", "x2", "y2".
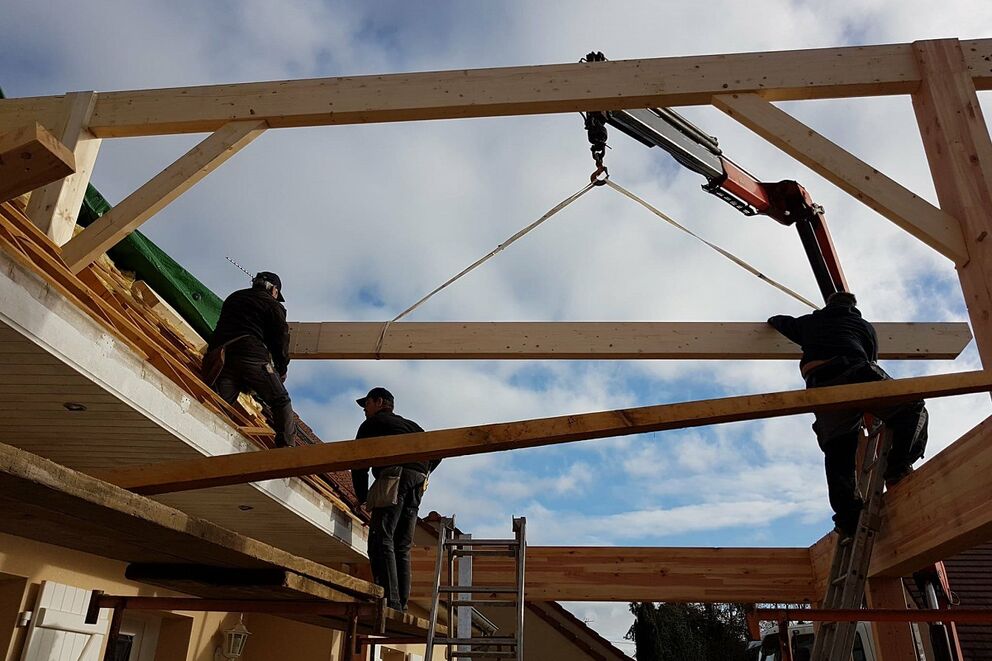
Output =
[
  {"x1": 449, "y1": 652, "x2": 517, "y2": 658},
  {"x1": 437, "y1": 636, "x2": 517, "y2": 645},
  {"x1": 451, "y1": 599, "x2": 517, "y2": 607},
  {"x1": 452, "y1": 549, "x2": 517, "y2": 557},
  {"x1": 439, "y1": 586, "x2": 518, "y2": 593},
  {"x1": 446, "y1": 539, "x2": 519, "y2": 547}
]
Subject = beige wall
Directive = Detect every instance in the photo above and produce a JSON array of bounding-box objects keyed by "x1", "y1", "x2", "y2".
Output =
[{"x1": 0, "y1": 532, "x2": 348, "y2": 661}]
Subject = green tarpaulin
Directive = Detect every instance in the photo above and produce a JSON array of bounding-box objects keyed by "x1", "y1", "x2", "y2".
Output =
[
  {"x1": 1, "y1": 86, "x2": 223, "y2": 340},
  {"x1": 76, "y1": 185, "x2": 224, "y2": 340}
]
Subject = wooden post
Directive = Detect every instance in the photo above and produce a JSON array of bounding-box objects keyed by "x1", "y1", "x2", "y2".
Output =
[
  {"x1": 864, "y1": 578, "x2": 918, "y2": 661},
  {"x1": 912, "y1": 39, "x2": 992, "y2": 367},
  {"x1": 101, "y1": 606, "x2": 123, "y2": 661},
  {"x1": 25, "y1": 91, "x2": 101, "y2": 245}
]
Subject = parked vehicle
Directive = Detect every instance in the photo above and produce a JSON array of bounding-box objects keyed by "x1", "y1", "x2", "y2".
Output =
[{"x1": 749, "y1": 622, "x2": 878, "y2": 661}]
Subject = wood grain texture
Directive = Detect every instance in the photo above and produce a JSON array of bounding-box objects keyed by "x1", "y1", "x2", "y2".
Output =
[
  {"x1": 288, "y1": 321, "x2": 973, "y2": 360},
  {"x1": 0, "y1": 39, "x2": 990, "y2": 138},
  {"x1": 410, "y1": 546, "x2": 816, "y2": 602},
  {"x1": 0, "y1": 123, "x2": 75, "y2": 202},
  {"x1": 96, "y1": 370, "x2": 992, "y2": 495}
]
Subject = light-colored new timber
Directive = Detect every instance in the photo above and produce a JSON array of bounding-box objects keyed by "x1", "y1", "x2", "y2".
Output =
[
  {"x1": 0, "y1": 39, "x2": 990, "y2": 138},
  {"x1": 25, "y1": 92, "x2": 101, "y2": 245},
  {"x1": 865, "y1": 577, "x2": 917, "y2": 661},
  {"x1": 869, "y1": 415, "x2": 992, "y2": 577},
  {"x1": 95, "y1": 369, "x2": 992, "y2": 495},
  {"x1": 288, "y1": 321, "x2": 972, "y2": 360},
  {"x1": 0, "y1": 123, "x2": 75, "y2": 203},
  {"x1": 712, "y1": 92, "x2": 968, "y2": 264},
  {"x1": 913, "y1": 39, "x2": 992, "y2": 368},
  {"x1": 60, "y1": 120, "x2": 267, "y2": 272},
  {"x1": 410, "y1": 546, "x2": 815, "y2": 603}
]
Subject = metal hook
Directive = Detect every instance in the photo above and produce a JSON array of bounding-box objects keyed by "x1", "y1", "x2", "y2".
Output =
[{"x1": 590, "y1": 164, "x2": 609, "y2": 185}]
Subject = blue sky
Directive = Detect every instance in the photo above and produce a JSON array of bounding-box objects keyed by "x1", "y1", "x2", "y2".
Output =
[{"x1": 4, "y1": 0, "x2": 992, "y2": 652}]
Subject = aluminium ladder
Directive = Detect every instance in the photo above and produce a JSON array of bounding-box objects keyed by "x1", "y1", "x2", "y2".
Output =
[
  {"x1": 425, "y1": 516, "x2": 527, "y2": 660},
  {"x1": 811, "y1": 424, "x2": 894, "y2": 661}
]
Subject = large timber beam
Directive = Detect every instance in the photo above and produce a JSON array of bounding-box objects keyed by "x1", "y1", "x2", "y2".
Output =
[
  {"x1": 868, "y1": 415, "x2": 992, "y2": 577},
  {"x1": 2, "y1": 39, "x2": 991, "y2": 138},
  {"x1": 93, "y1": 370, "x2": 992, "y2": 495},
  {"x1": 409, "y1": 546, "x2": 816, "y2": 603},
  {"x1": 0, "y1": 123, "x2": 75, "y2": 203},
  {"x1": 288, "y1": 321, "x2": 972, "y2": 360},
  {"x1": 712, "y1": 92, "x2": 968, "y2": 264},
  {"x1": 24, "y1": 92, "x2": 101, "y2": 246},
  {"x1": 60, "y1": 120, "x2": 267, "y2": 273},
  {"x1": 913, "y1": 39, "x2": 992, "y2": 368}
]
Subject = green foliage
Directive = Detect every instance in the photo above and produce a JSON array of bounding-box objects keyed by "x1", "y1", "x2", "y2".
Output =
[{"x1": 626, "y1": 602, "x2": 751, "y2": 661}]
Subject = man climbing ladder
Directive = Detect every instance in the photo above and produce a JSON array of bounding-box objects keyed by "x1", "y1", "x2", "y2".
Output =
[{"x1": 768, "y1": 291, "x2": 929, "y2": 536}]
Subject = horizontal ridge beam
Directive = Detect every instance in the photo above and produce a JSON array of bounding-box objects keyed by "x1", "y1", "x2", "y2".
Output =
[{"x1": 288, "y1": 321, "x2": 972, "y2": 360}]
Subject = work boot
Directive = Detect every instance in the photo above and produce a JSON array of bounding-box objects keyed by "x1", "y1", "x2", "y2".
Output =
[
  {"x1": 832, "y1": 501, "x2": 863, "y2": 538},
  {"x1": 884, "y1": 465, "x2": 914, "y2": 490}
]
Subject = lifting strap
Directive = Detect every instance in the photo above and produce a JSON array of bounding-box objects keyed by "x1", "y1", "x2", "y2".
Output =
[{"x1": 373, "y1": 179, "x2": 818, "y2": 357}]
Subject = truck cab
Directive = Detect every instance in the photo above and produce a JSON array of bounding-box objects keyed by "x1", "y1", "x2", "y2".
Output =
[{"x1": 752, "y1": 622, "x2": 877, "y2": 661}]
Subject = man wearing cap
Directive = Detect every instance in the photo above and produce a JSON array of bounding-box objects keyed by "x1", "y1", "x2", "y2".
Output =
[
  {"x1": 352, "y1": 388, "x2": 440, "y2": 611},
  {"x1": 207, "y1": 272, "x2": 296, "y2": 448},
  {"x1": 768, "y1": 291, "x2": 928, "y2": 536}
]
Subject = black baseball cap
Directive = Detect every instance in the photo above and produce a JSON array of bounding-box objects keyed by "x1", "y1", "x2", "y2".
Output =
[
  {"x1": 254, "y1": 271, "x2": 285, "y2": 302},
  {"x1": 356, "y1": 387, "x2": 394, "y2": 407}
]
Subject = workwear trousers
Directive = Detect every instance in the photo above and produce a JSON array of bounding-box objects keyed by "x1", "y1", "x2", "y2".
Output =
[
  {"x1": 368, "y1": 469, "x2": 427, "y2": 611},
  {"x1": 806, "y1": 359, "x2": 928, "y2": 534},
  {"x1": 214, "y1": 351, "x2": 296, "y2": 447}
]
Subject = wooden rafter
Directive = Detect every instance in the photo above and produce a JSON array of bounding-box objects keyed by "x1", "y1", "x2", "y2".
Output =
[
  {"x1": 93, "y1": 370, "x2": 992, "y2": 495},
  {"x1": 60, "y1": 119, "x2": 267, "y2": 273},
  {"x1": 0, "y1": 123, "x2": 75, "y2": 203},
  {"x1": 409, "y1": 546, "x2": 816, "y2": 603},
  {"x1": 1, "y1": 40, "x2": 991, "y2": 138},
  {"x1": 288, "y1": 321, "x2": 972, "y2": 360},
  {"x1": 712, "y1": 93, "x2": 968, "y2": 264},
  {"x1": 24, "y1": 91, "x2": 101, "y2": 246}
]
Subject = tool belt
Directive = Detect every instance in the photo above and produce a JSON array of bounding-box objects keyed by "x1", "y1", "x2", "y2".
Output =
[
  {"x1": 201, "y1": 334, "x2": 250, "y2": 387},
  {"x1": 803, "y1": 355, "x2": 888, "y2": 387}
]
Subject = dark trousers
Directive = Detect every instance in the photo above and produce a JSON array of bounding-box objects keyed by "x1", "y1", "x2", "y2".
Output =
[
  {"x1": 368, "y1": 468, "x2": 426, "y2": 610},
  {"x1": 807, "y1": 359, "x2": 928, "y2": 531},
  {"x1": 214, "y1": 350, "x2": 296, "y2": 447}
]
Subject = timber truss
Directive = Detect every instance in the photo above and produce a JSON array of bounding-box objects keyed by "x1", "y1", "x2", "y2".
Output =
[{"x1": 3, "y1": 37, "x2": 992, "y2": 659}]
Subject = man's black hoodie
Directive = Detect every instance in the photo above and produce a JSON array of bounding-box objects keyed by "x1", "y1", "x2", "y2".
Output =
[{"x1": 768, "y1": 302, "x2": 878, "y2": 369}]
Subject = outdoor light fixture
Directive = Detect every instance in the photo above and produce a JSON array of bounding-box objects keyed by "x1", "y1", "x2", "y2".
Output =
[
  {"x1": 215, "y1": 614, "x2": 251, "y2": 660},
  {"x1": 62, "y1": 402, "x2": 87, "y2": 412}
]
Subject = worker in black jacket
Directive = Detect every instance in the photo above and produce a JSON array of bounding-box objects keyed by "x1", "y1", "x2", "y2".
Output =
[
  {"x1": 768, "y1": 292, "x2": 928, "y2": 535},
  {"x1": 207, "y1": 272, "x2": 296, "y2": 447},
  {"x1": 351, "y1": 388, "x2": 440, "y2": 611}
]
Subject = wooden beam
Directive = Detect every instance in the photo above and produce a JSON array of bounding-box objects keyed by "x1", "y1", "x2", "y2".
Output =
[
  {"x1": 288, "y1": 321, "x2": 972, "y2": 360},
  {"x1": 712, "y1": 93, "x2": 968, "y2": 264},
  {"x1": 93, "y1": 370, "x2": 992, "y2": 495},
  {"x1": 25, "y1": 92, "x2": 101, "y2": 246},
  {"x1": 0, "y1": 123, "x2": 75, "y2": 203},
  {"x1": 913, "y1": 39, "x2": 992, "y2": 368},
  {"x1": 865, "y1": 578, "x2": 917, "y2": 661},
  {"x1": 869, "y1": 415, "x2": 992, "y2": 577},
  {"x1": 409, "y1": 546, "x2": 816, "y2": 602},
  {"x1": 0, "y1": 438, "x2": 381, "y2": 600},
  {"x1": 60, "y1": 120, "x2": 267, "y2": 273},
  {"x1": 2, "y1": 39, "x2": 991, "y2": 138}
]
